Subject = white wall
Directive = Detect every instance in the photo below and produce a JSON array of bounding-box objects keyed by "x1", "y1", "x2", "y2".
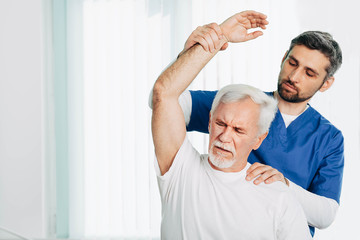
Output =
[{"x1": 0, "y1": 0, "x2": 46, "y2": 238}]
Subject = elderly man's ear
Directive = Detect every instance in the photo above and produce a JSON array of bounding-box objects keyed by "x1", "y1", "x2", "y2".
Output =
[
  {"x1": 208, "y1": 113, "x2": 212, "y2": 132},
  {"x1": 252, "y1": 132, "x2": 268, "y2": 150}
]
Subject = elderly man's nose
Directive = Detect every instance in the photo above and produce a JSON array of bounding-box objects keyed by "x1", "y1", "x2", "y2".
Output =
[{"x1": 219, "y1": 127, "x2": 232, "y2": 142}]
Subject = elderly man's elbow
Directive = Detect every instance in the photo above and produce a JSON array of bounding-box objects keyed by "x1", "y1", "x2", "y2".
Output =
[{"x1": 152, "y1": 80, "x2": 168, "y2": 108}]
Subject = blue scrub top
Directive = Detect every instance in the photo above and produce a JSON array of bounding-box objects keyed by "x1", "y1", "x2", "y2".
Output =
[{"x1": 187, "y1": 90, "x2": 345, "y2": 236}]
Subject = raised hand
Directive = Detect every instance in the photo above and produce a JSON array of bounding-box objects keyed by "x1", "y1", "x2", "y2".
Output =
[
  {"x1": 178, "y1": 10, "x2": 268, "y2": 57},
  {"x1": 220, "y1": 10, "x2": 268, "y2": 43}
]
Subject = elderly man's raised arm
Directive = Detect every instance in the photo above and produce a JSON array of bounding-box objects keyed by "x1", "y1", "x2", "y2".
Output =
[
  {"x1": 151, "y1": 10, "x2": 268, "y2": 175},
  {"x1": 151, "y1": 43, "x2": 225, "y2": 175}
]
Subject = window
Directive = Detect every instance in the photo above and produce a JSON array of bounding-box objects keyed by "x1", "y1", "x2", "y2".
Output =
[{"x1": 51, "y1": 0, "x2": 360, "y2": 239}]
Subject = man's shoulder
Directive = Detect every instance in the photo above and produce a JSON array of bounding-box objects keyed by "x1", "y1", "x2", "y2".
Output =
[
  {"x1": 248, "y1": 180, "x2": 296, "y2": 211},
  {"x1": 255, "y1": 180, "x2": 289, "y2": 194},
  {"x1": 189, "y1": 90, "x2": 218, "y2": 101},
  {"x1": 247, "y1": 177, "x2": 290, "y2": 198},
  {"x1": 156, "y1": 135, "x2": 201, "y2": 179},
  {"x1": 176, "y1": 135, "x2": 201, "y2": 162},
  {"x1": 307, "y1": 105, "x2": 343, "y2": 137}
]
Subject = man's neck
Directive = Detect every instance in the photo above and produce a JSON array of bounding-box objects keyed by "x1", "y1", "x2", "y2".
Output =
[
  {"x1": 274, "y1": 91, "x2": 309, "y2": 116},
  {"x1": 207, "y1": 157, "x2": 247, "y2": 173}
]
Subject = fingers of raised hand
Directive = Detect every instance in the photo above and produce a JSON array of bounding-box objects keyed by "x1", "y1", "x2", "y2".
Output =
[
  {"x1": 239, "y1": 10, "x2": 267, "y2": 22},
  {"x1": 248, "y1": 16, "x2": 269, "y2": 29},
  {"x1": 238, "y1": 11, "x2": 268, "y2": 30},
  {"x1": 244, "y1": 31, "x2": 264, "y2": 41}
]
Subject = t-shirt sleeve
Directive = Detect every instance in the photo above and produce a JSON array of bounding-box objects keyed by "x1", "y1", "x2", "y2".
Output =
[
  {"x1": 178, "y1": 90, "x2": 192, "y2": 126},
  {"x1": 288, "y1": 179, "x2": 339, "y2": 229},
  {"x1": 276, "y1": 191, "x2": 313, "y2": 240},
  {"x1": 155, "y1": 136, "x2": 200, "y2": 200},
  {"x1": 309, "y1": 129, "x2": 344, "y2": 203},
  {"x1": 186, "y1": 90, "x2": 218, "y2": 133}
]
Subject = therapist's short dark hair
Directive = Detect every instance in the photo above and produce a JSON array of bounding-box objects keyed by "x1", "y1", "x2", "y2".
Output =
[{"x1": 288, "y1": 31, "x2": 342, "y2": 80}]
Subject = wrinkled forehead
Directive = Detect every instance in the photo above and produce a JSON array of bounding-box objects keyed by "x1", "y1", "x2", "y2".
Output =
[{"x1": 212, "y1": 100, "x2": 260, "y2": 125}]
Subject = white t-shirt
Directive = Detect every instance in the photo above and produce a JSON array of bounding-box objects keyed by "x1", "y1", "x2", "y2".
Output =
[
  {"x1": 280, "y1": 105, "x2": 309, "y2": 128},
  {"x1": 155, "y1": 136, "x2": 312, "y2": 240}
]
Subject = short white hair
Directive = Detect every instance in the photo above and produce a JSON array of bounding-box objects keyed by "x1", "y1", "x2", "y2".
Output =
[{"x1": 210, "y1": 84, "x2": 278, "y2": 136}]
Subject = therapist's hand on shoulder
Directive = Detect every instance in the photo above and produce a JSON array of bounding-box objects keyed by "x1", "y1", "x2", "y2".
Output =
[{"x1": 246, "y1": 162, "x2": 289, "y2": 186}]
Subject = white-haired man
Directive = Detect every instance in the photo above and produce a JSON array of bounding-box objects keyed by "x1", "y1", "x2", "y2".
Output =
[{"x1": 151, "y1": 11, "x2": 311, "y2": 239}]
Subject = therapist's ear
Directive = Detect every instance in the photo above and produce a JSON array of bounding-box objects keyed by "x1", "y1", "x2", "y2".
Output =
[
  {"x1": 319, "y1": 76, "x2": 335, "y2": 92},
  {"x1": 253, "y1": 132, "x2": 268, "y2": 150}
]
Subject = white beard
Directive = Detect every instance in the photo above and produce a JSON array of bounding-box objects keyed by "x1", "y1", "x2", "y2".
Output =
[{"x1": 208, "y1": 140, "x2": 236, "y2": 169}]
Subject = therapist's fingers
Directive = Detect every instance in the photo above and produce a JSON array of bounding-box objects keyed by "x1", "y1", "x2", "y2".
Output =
[
  {"x1": 246, "y1": 162, "x2": 287, "y2": 185},
  {"x1": 207, "y1": 23, "x2": 227, "y2": 51},
  {"x1": 253, "y1": 168, "x2": 279, "y2": 185},
  {"x1": 201, "y1": 23, "x2": 224, "y2": 52},
  {"x1": 265, "y1": 174, "x2": 289, "y2": 186},
  {"x1": 202, "y1": 28, "x2": 218, "y2": 52},
  {"x1": 245, "y1": 162, "x2": 269, "y2": 180},
  {"x1": 255, "y1": 169, "x2": 285, "y2": 185},
  {"x1": 220, "y1": 42, "x2": 229, "y2": 51}
]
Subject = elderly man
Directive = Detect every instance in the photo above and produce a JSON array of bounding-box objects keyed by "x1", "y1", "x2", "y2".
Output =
[{"x1": 151, "y1": 11, "x2": 311, "y2": 239}]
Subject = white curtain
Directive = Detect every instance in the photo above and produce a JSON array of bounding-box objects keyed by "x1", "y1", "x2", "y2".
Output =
[{"x1": 59, "y1": 0, "x2": 360, "y2": 239}]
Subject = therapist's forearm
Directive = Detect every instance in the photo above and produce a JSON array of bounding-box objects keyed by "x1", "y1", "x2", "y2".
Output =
[{"x1": 289, "y1": 180, "x2": 339, "y2": 229}]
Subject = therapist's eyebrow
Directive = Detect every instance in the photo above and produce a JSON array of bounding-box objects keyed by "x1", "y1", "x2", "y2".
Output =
[{"x1": 289, "y1": 56, "x2": 320, "y2": 76}]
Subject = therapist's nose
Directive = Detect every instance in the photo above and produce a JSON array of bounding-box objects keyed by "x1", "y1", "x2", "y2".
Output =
[{"x1": 289, "y1": 67, "x2": 302, "y2": 84}]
